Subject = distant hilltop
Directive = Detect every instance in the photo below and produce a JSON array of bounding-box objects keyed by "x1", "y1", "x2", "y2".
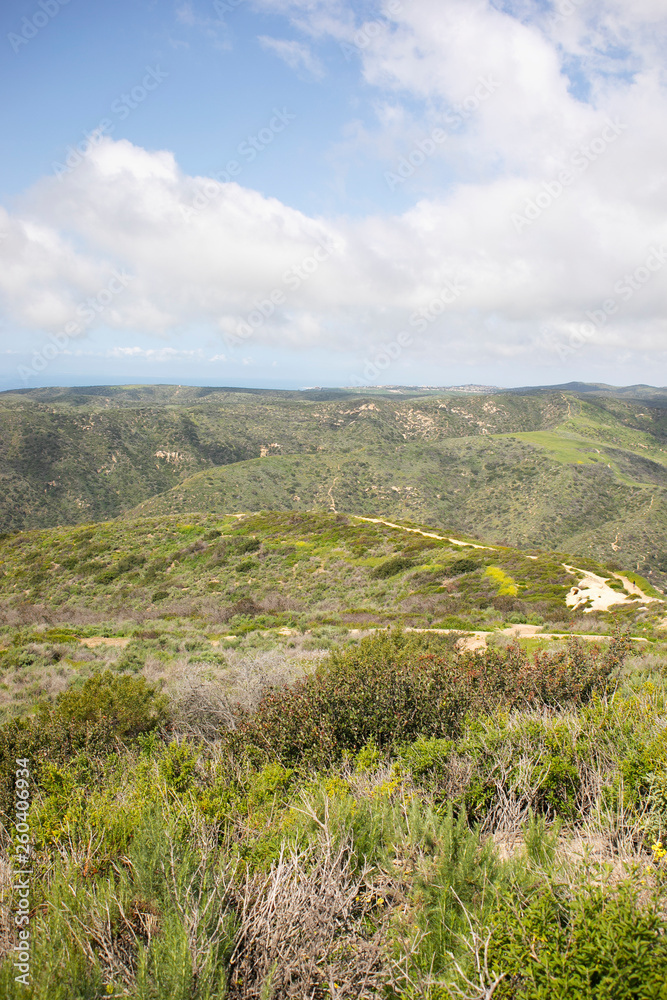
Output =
[
  {"x1": 345, "y1": 384, "x2": 501, "y2": 393},
  {"x1": 336, "y1": 382, "x2": 667, "y2": 401},
  {"x1": 3, "y1": 381, "x2": 667, "y2": 402}
]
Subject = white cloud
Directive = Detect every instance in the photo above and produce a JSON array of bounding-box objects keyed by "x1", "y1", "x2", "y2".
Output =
[
  {"x1": 172, "y1": 1, "x2": 232, "y2": 52},
  {"x1": 1, "y1": 1, "x2": 667, "y2": 376},
  {"x1": 107, "y1": 346, "x2": 205, "y2": 361},
  {"x1": 258, "y1": 36, "x2": 324, "y2": 78}
]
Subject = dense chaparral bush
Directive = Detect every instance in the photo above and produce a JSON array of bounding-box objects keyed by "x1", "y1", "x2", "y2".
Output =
[
  {"x1": 372, "y1": 556, "x2": 415, "y2": 579},
  {"x1": 0, "y1": 671, "x2": 169, "y2": 822},
  {"x1": 487, "y1": 880, "x2": 667, "y2": 1000},
  {"x1": 227, "y1": 628, "x2": 632, "y2": 767}
]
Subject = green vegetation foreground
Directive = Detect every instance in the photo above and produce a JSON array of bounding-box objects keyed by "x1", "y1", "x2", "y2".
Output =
[{"x1": 1, "y1": 629, "x2": 667, "y2": 998}]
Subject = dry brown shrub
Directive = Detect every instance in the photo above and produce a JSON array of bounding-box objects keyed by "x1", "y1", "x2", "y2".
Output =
[
  {"x1": 0, "y1": 853, "x2": 13, "y2": 964},
  {"x1": 229, "y1": 835, "x2": 389, "y2": 999},
  {"x1": 165, "y1": 649, "x2": 322, "y2": 738},
  {"x1": 0, "y1": 601, "x2": 54, "y2": 626},
  {"x1": 222, "y1": 649, "x2": 319, "y2": 713},
  {"x1": 259, "y1": 591, "x2": 302, "y2": 614},
  {"x1": 170, "y1": 671, "x2": 237, "y2": 737}
]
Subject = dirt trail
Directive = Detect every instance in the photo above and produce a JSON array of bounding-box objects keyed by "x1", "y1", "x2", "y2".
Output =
[
  {"x1": 352, "y1": 516, "x2": 494, "y2": 549},
  {"x1": 563, "y1": 564, "x2": 660, "y2": 612},
  {"x1": 80, "y1": 637, "x2": 131, "y2": 648},
  {"x1": 612, "y1": 572, "x2": 660, "y2": 603},
  {"x1": 405, "y1": 625, "x2": 648, "y2": 651},
  {"x1": 327, "y1": 477, "x2": 339, "y2": 513}
]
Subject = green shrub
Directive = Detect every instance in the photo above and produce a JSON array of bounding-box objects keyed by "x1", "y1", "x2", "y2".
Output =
[
  {"x1": 488, "y1": 880, "x2": 667, "y2": 999},
  {"x1": 385, "y1": 804, "x2": 510, "y2": 991},
  {"x1": 0, "y1": 671, "x2": 170, "y2": 822},
  {"x1": 449, "y1": 558, "x2": 478, "y2": 575},
  {"x1": 246, "y1": 761, "x2": 294, "y2": 809},
  {"x1": 397, "y1": 735, "x2": 454, "y2": 782},
  {"x1": 533, "y1": 749, "x2": 581, "y2": 820},
  {"x1": 41, "y1": 628, "x2": 80, "y2": 644},
  {"x1": 114, "y1": 641, "x2": 147, "y2": 674},
  {"x1": 434, "y1": 615, "x2": 470, "y2": 630},
  {"x1": 459, "y1": 716, "x2": 578, "y2": 822},
  {"x1": 0, "y1": 646, "x2": 40, "y2": 669},
  {"x1": 372, "y1": 556, "x2": 414, "y2": 578},
  {"x1": 95, "y1": 553, "x2": 147, "y2": 583},
  {"x1": 0, "y1": 801, "x2": 236, "y2": 1000},
  {"x1": 229, "y1": 631, "x2": 465, "y2": 766},
  {"x1": 234, "y1": 537, "x2": 261, "y2": 554},
  {"x1": 415, "y1": 805, "x2": 502, "y2": 949},
  {"x1": 159, "y1": 740, "x2": 196, "y2": 793},
  {"x1": 55, "y1": 671, "x2": 169, "y2": 739},
  {"x1": 228, "y1": 629, "x2": 631, "y2": 769}
]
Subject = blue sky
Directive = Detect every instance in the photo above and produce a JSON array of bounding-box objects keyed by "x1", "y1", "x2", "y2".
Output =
[
  {"x1": 1, "y1": 0, "x2": 666, "y2": 391},
  {"x1": 1, "y1": 1, "x2": 390, "y2": 216}
]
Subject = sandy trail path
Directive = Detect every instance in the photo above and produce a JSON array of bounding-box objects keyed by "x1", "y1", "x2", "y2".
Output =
[
  {"x1": 405, "y1": 624, "x2": 648, "y2": 651},
  {"x1": 563, "y1": 564, "x2": 660, "y2": 612},
  {"x1": 612, "y1": 573, "x2": 660, "y2": 603},
  {"x1": 351, "y1": 516, "x2": 494, "y2": 549},
  {"x1": 79, "y1": 637, "x2": 131, "y2": 648}
]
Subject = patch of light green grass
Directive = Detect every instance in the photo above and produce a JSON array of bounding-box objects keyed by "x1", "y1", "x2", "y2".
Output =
[{"x1": 494, "y1": 430, "x2": 609, "y2": 465}]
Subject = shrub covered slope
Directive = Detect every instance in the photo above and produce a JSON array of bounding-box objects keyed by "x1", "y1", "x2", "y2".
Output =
[
  {"x1": 2, "y1": 384, "x2": 667, "y2": 584},
  {"x1": 1, "y1": 627, "x2": 667, "y2": 998},
  {"x1": 0, "y1": 497, "x2": 666, "y2": 996}
]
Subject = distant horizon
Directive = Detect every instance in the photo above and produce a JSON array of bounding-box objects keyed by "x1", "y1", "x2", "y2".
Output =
[{"x1": 2, "y1": 377, "x2": 666, "y2": 396}]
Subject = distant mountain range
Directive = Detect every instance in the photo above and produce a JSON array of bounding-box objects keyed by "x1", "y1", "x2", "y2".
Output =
[
  {"x1": 504, "y1": 382, "x2": 667, "y2": 399},
  {"x1": 4, "y1": 381, "x2": 667, "y2": 402}
]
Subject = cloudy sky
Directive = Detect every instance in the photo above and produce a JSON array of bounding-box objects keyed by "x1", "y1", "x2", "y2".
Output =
[{"x1": 1, "y1": 0, "x2": 666, "y2": 390}]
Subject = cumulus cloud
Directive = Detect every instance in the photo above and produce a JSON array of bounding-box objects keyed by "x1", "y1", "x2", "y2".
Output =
[{"x1": 1, "y1": 0, "x2": 667, "y2": 375}]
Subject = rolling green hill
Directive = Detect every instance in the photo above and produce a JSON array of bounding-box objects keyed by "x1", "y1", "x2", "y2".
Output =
[
  {"x1": 0, "y1": 508, "x2": 661, "y2": 632},
  {"x1": 0, "y1": 506, "x2": 663, "y2": 724},
  {"x1": 127, "y1": 399, "x2": 667, "y2": 588},
  {"x1": 2, "y1": 384, "x2": 667, "y2": 586},
  {"x1": 0, "y1": 384, "x2": 568, "y2": 531}
]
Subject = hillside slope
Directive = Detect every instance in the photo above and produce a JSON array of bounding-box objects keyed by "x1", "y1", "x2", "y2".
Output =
[
  {"x1": 128, "y1": 427, "x2": 667, "y2": 587},
  {"x1": 0, "y1": 510, "x2": 661, "y2": 634},
  {"x1": 0, "y1": 386, "x2": 568, "y2": 530},
  {"x1": 2, "y1": 509, "x2": 666, "y2": 998},
  {"x1": 2, "y1": 386, "x2": 667, "y2": 587}
]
